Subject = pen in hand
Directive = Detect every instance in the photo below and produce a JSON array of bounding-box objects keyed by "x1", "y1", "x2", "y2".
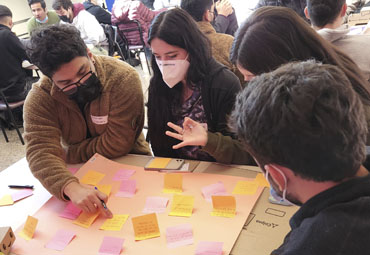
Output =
[{"x1": 94, "y1": 186, "x2": 108, "y2": 210}]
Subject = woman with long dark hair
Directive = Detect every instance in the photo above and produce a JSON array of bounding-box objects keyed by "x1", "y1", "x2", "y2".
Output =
[{"x1": 147, "y1": 8, "x2": 244, "y2": 162}]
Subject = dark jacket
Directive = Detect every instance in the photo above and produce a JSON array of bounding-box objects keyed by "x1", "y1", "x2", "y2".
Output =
[
  {"x1": 150, "y1": 58, "x2": 242, "y2": 159},
  {"x1": 255, "y1": 0, "x2": 308, "y2": 22},
  {"x1": 0, "y1": 24, "x2": 31, "y2": 100},
  {"x1": 213, "y1": 8, "x2": 238, "y2": 36},
  {"x1": 83, "y1": 1, "x2": 112, "y2": 24},
  {"x1": 272, "y1": 174, "x2": 370, "y2": 255}
]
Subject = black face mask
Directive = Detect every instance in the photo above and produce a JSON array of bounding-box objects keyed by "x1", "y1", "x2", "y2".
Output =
[
  {"x1": 68, "y1": 73, "x2": 102, "y2": 106},
  {"x1": 59, "y1": 15, "x2": 71, "y2": 23}
]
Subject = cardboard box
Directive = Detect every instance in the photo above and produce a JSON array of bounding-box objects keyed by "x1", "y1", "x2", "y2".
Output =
[{"x1": 348, "y1": 6, "x2": 370, "y2": 26}]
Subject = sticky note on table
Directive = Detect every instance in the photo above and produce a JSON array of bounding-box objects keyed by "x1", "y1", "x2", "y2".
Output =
[
  {"x1": 11, "y1": 189, "x2": 33, "y2": 202},
  {"x1": 45, "y1": 229, "x2": 76, "y2": 251},
  {"x1": 19, "y1": 215, "x2": 38, "y2": 240},
  {"x1": 166, "y1": 223, "x2": 194, "y2": 249},
  {"x1": 100, "y1": 214, "x2": 129, "y2": 231},
  {"x1": 211, "y1": 196, "x2": 236, "y2": 218},
  {"x1": 163, "y1": 173, "x2": 182, "y2": 193},
  {"x1": 0, "y1": 194, "x2": 14, "y2": 206},
  {"x1": 132, "y1": 213, "x2": 160, "y2": 241},
  {"x1": 169, "y1": 194, "x2": 194, "y2": 217},
  {"x1": 73, "y1": 211, "x2": 100, "y2": 228},
  {"x1": 80, "y1": 170, "x2": 105, "y2": 185},
  {"x1": 68, "y1": 167, "x2": 79, "y2": 174},
  {"x1": 116, "y1": 179, "x2": 136, "y2": 198},
  {"x1": 96, "y1": 184, "x2": 112, "y2": 196},
  {"x1": 255, "y1": 173, "x2": 270, "y2": 187},
  {"x1": 113, "y1": 169, "x2": 136, "y2": 181},
  {"x1": 147, "y1": 158, "x2": 171, "y2": 169},
  {"x1": 59, "y1": 202, "x2": 82, "y2": 220},
  {"x1": 202, "y1": 182, "x2": 227, "y2": 202},
  {"x1": 98, "y1": 236, "x2": 124, "y2": 255},
  {"x1": 232, "y1": 181, "x2": 259, "y2": 195},
  {"x1": 142, "y1": 196, "x2": 169, "y2": 214},
  {"x1": 195, "y1": 241, "x2": 223, "y2": 255}
]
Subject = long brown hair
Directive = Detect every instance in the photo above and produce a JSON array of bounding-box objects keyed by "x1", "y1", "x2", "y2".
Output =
[{"x1": 230, "y1": 6, "x2": 370, "y2": 104}]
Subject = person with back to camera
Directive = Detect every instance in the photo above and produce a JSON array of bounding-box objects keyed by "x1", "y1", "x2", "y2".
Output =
[
  {"x1": 147, "y1": 8, "x2": 251, "y2": 164},
  {"x1": 167, "y1": 6, "x2": 370, "y2": 166},
  {"x1": 230, "y1": 60, "x2": 370, "y2": 255},
  {"x1": 24, "y1": 24, "x2": 150, "y2": 218}
]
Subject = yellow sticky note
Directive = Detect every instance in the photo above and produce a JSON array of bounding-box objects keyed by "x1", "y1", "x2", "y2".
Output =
[
  {"x1": 232, "y1": 181, "x2": 259, "y2": 195},
  {"x1": 0, "y1": 195, "x2": 14, "y2": 206},
  {"x1": 19, "y1": 215, "x2": 38, "y2": 240},
  {"x1": 100, "y1": 214, "x2": 129, "y2": 231},
  {"x1": 73, "y1": 211, "x2": 100, "y2": 228},
  {"x1": 255, "y1": 173, "x2": 270, "y2": 187},
  {"x1": 132, "y1": 213, "x2": 160, "y2": 241},
  {"x1": 147, "y1": 158, "x2": 172, "y2": 169},
  {"x1": 163, "y1": 173, "x2": 183, "y2": 193},
  {"x1": 80, "y1": 170, "x2": 105, "y2": 185},
  {"x1": 169, "y1": 194, "x2": 194, "y2": 217},
  {"x1": 96, "y1": 184, "x2": 112, "y2": 196},
  {"x1": 211, "y1": 196, "x2": 236, "y2": 218}
]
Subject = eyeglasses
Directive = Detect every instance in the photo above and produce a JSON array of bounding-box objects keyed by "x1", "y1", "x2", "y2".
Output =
[{"x1": 59, "y1": 70, "x2": 93, "y2": 96}]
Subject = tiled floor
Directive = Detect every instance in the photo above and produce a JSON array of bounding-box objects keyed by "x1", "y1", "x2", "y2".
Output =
[{"x1": 0, "y1": 55, "x2": 151, "y2": 172}]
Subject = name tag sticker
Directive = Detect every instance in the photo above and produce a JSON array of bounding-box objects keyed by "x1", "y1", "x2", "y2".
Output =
[{"x1": 91, "y1": 115, "x2": 108, "y2": 125}]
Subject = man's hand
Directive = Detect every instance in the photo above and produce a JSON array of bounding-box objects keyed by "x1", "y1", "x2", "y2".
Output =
[
  {"x1": 63, "y1": 182, "x2": 113, "y2": 218},
  {"x1": 166, "y1": 117, "x2": 208, "y2": 149},
  {"x1": 216, "y1": 0, "x2": 233, "y2": 17}
]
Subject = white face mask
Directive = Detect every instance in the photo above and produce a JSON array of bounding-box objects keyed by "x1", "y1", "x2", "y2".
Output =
[{"x1": 156, "y1": 55, "x2": 190, "y2": 88}]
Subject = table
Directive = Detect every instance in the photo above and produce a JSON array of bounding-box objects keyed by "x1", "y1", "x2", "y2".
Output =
[{"x1": 0, "y1": 154, "x2": 298, "y2": 254}]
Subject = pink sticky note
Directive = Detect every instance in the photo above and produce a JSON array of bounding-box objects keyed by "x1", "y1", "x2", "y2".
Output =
[
  {"x1": 98, "y1": 236, "x2": 124, "y2": 255},
  {"x1": 59, "y1": 202, "x2": 82, "y2": 220},
  {"x1": 116, "y1": 180, "x2": 136, "y2": 198},
  {"x1": 68, "y1": 168, "x2": 79, "y2": 174},
  {"x1": 195, "y1": 241, "x2": 223, "y2": 255},
  {"x1": 166, "y1": 223, "x2": 193, "y2": 249},
  {"x1": 45, "y1": 229, "x2": 76, "y2": 251},
  {"x1": 11, "y1": 189, "x2": 33, "y2": 202},
  {"x1": 143, "y1": 196, "x2": 169, "y2": 214},
  {"x1": 113, "y1": 169, "x2": 136, "y2": 181},
  {"x1": 202, "y1": 182, "x2": 228, "y2": 202}
]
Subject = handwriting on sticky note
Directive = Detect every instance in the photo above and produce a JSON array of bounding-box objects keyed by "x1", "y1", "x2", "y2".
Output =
[
  {"x1": 73, "y1": 211, "x2": 99, "y2": 228},
  {"x1": 11, "y1": 189, "x2": 33, "y2": 202},
  {"x1": 80, "y1": 170, "x2": 105, "y2": 185},
  {"x1": 163, "y1": 173, "x2": 182, "y2": 193},
  {"x1": 169, "y1": 194, "x2": 194, "y2": 217},
  {"x1": 45, "y1": 229, "x2": 76, "y2": 251},
  {"x1": 166, "y1": 223, "x2": 193, "y2": 249},
  {"x1": 100, "y1": 214, "x2": 129, "y2": 231},
  {"x1": 131, "y1": 213, "x2": 160, "y2": 241},
  {"x1": 255, "y1": 173, "x2": 270, "y2": 187},
  {"x1": 19, "y1": 215, "x2": 38, "y2": 240},
  {"x1": 232, "y1": 181, "x2": 259, "y2": 195},
  {"x1": 202, "y1": 182, "x2": 227, "y2": 202},
  {"x1": 116, "y1": 179, "x2": 136, "y2": 198},
  {"x1": 195, "y1": 241, "x2": 223, "y2": 255},
  {"x1": 211, "y1": 196, "x2": 236, "y2": 218},
  {"x1": 113, "y1": 169, "x2": 136, "y2": 181},
  {"x1": 147, "y1": 158, "x2": 172, "y2": 169},
  {"x1": 98, "y1": 236, "x2": 124, "y2": 255},
  {"x1": 0, "y1": 194, "x2": 14, "y2": 206},
  {"x1": 143, "y1": 196, "x2": 169, "y2": 214},
  {"x1": 95, "y1": 184, "x2": 112, "y2": 196},
  {"x1": 59, "y1": 202, "x2": 82, "y2": 220}
]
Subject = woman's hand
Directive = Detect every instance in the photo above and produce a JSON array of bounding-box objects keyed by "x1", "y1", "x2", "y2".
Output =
[
  {"x1": 63, "y1": 182, "x2": 113, "y2": 218},
  {"x1": 166, "y1": 117, "x2": 208, "y2": 149}
]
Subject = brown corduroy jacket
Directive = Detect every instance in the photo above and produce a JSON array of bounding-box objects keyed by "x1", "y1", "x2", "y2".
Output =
[
  {"x1": 24, "y1": 55, "x2": 150, "y2": 200},
  {"x1": 197, "y1": 21, "x2": 244, "y2": 85}
]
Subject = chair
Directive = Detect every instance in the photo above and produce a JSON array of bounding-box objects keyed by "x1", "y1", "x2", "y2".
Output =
[
  {"x1": 116, "y1": 20, "x2": 152, "y2": 74},
  {"x1": 0, "y1": 90, "x2": 25, "y2": 145},
  {"x1": 100, "y1": 24, "x2": 127, "y2": 60}
]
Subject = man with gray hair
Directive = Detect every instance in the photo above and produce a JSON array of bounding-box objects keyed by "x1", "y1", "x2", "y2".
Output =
[{"x1": 231, "y1": 60, "x2": 370, "y2": 254}]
